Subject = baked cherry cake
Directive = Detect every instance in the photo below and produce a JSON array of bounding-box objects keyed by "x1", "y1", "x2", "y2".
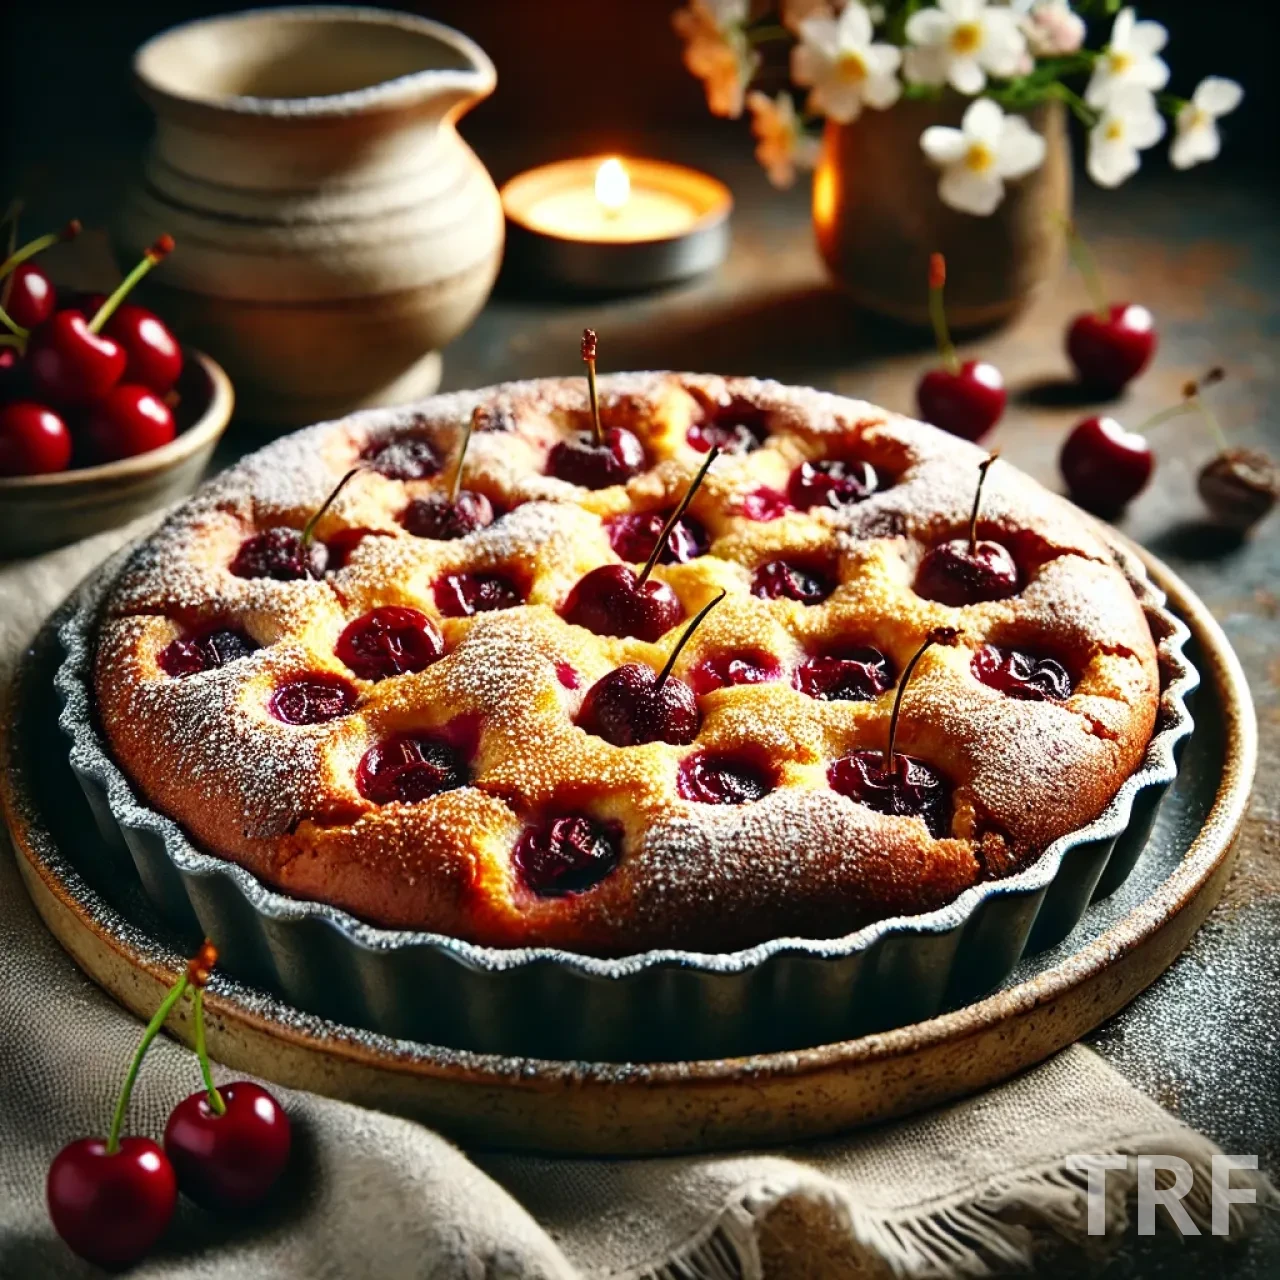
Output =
[{"x1": 93, "y1": 374, "x2": 1159, "y2": 955}]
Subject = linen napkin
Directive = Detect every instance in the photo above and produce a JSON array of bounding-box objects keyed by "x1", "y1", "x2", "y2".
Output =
[{"x1": 1, "y1": 522, "x2": 1273, "y2": 1279}]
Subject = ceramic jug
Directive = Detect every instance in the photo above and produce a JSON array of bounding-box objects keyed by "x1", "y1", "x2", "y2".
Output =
[{"x1": 116, "y1": 8, "x2": 504, "y2": 426}]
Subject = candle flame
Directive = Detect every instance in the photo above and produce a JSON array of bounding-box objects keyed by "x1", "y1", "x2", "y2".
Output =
[{"x1": 595, "y1": 158, "x2": 630, "y2": 216}]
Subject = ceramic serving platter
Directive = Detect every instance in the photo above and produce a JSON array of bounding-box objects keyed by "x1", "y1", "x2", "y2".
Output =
[{"x1": 1, "y1": 542, "x2": 1254, "y2": 1155}]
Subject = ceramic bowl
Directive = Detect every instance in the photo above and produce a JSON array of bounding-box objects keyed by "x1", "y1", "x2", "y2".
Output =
[{"x1": 0, "y1": 349, "x2": 233, "y2": 559}]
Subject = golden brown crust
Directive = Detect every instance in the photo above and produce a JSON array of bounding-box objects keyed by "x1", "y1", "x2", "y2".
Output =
[{"x1": 93, "y1": 374, "x2": 1160, "y2": 954}]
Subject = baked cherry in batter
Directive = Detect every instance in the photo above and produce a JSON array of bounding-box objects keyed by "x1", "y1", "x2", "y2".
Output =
[
  {"x1": 362, "y1": 435, "x2": 442, "y2": 480},
  {"x1": 401, "y1": 409, "x2": 495, "y2": 538},
  {"x1": 159, "y1": 627, "x2": 258, "y2": 677},
  {"x1": 677, "y1": 751, "x2": 774, "y2": 804},
  {"x1": 578, "y1": 591, "x2": 724, "y2": 746},
  {"x1": 687, "y1": 396, "x2": 769, "y2": 454},
  {"x1": 688, "y1": 648, "x2": 782, "y2": 694},
  {"x1": 607, "y1": 509, "x2": 708, "y2": 564},
  {"x1": 337, "y1": 606, "x2": 443, "y2": 680},
  {"x1": 515, "y1": 814, "x2": 620, "y2": 896},
  {"x1": 357, "y1": 734, "x2": 469, "y2": 804},
  {"x1": 740, "y1": 486, "x2": 791, "y2": 521},
  {"x1": 827, "y1": 627, "x2": 959, "y2": 838},
  {"x1": 787, "y1": 458, "x2": 878, "y2": 510},
  {"x1": 434, "y1": 570, "x2": 524, "y2": 617},
  {"x1": 269, "y1": 674, "x2": 358, "y2": 724},
  {"x1": 751, "y1": 559, "x2": 834, "y2": 604},
  {"x1": 794, "y1": 646, "x2": 894, "y2": 702},
  {"x1": 915, "y1": 454, "x2": 1018, "y2": 605},
  {"x1": 971, "y1": 644, "x2": 1071, "y2": 701}
]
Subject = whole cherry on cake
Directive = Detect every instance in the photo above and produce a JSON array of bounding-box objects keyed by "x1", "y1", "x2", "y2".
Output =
[
  {"x1": 578, "y1": 590, "x2": 725, "y2": 746},
  {"x1": 562, "y1": 447, "x2": 719, "y2": 641},
  {"x1": 1062, "y1": 219, "x2": 1156, "y2": 395},
  {"x1": 163, "y1": 943, "x2": 291, "y2": 1210},
  {"x1": 546, "y1": 329, "x2": 646, "y2": 489},
  {"x1": 401, "y1": 408, "x2": 495, "y2": 539},
  {"x1": 230, "y1": 465, "x2": 364, "y2": 580},
  {"x1": 916, "y1": 254, "x2": 1005, "y2": 442},
  {"x1": 916, "y1": 453, "x2": 1019, "y2": 605},
  {"x1": 828, "y1": 627, "x2": 960, "y2": 838}
]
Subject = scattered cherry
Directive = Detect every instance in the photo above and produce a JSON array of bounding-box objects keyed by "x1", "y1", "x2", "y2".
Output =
[
  {"x1": 159, "y1": 627, "x2": 258, "y2": 677},
  {"x1": 916, "y1": 254, "x2": 1005, "y2": 442},
  {"x1": 740, "y1": 486, "x2": 791, "y2": 521},
  {"x1": 514, "y1": 814, "x2": 620, "y2": 897},
  {"x1": 82, "y1": 383, "x2": 176, "y2": 462},
  {"x1": 269, "y1": 673, "x2": 358, "y2": 724},
  {"x1": 915, "y1": 454, "x2": 1018, "y2": 605},
  {"x1": 362, "y1": 435, "x2": 441, "y2": 480},
  {"x1": 546, "y1": 329, "x2": 645, "y2": 488},
  {"x1": 336, "y1": 606, "x2": 443, "y2": 680},
  {"x1": 794, "y1": 646, "x2": 894, "y2": 702},
  {"x1": 688, "y1": 649, "x2": 782, "y2": 694},
  {"x1": 607, "y1": 509, "x2": 708, "y2": 564},
  {"x1": 787, "y1": 458, "x2": 878, "y2": 511},
  {"x1": 1062, "y1": 220, "x2": 1156, "y2": 394},
  {"x1": 357, "y1": 734, "x2": 469, "y2": 804},
  {"x1": 1059, "y1": 415, "x2": 1152, "y2": 516},
  {"x1": 751, "y1": 558, "x2": 834, "y2": 605},
  {"x1": 971, "y1": 644, "x2": 1071, "y2": 701},
  {"x1": 578, "y1": 591, "x2": 724, "y2": 746},
  {"x1": 687, "y1": 396, "x2": 769, "y2": 454},
  {"x1": 827, "y1": 627, "x2": 960, "y2": 838},
  {"x1": 400, "y1": 411, "x2": 495, "y2": 538},
  {"x1": 1198, "y1": 449, "x2": 1278, "y2": 533},
  {"x1": 677, "y1": 751, "x2": 774, "y2": 804},
  {"x1": 434, "y1": 570, "x2": 524, "y2": 617},
  {"x1": 0, "y1": 400, "x2": 71, "y2": 475}
]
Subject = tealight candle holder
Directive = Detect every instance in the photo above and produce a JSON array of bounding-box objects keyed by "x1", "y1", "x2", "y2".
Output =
[{"x1": 500, "y1": 155, "x2": 732, "y2": 294}]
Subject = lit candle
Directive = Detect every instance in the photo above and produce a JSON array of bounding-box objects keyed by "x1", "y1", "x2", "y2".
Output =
[{"x1": 501, "y1": 155, "x2": 732, "y2": 292}]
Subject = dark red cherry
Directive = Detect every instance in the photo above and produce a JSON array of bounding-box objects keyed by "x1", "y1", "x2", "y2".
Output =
[
  {"x1": 916, "y1": 361, "x2": 1006, "y2": 442},
  {"x1": 336, "y1": 606, "x2": 443, "y2": 680},
  {"x1": 561, "y1": 564, "x2": 683, "y2": 642},
  {"x1": 82, "y1": 383, "x2": 176, "y2": 462},
  {"x1": 230, "y1": 527, "x2": 328, "y2": 581},
  {"x1": 269, "y1": 673, "x2": 357, "y2": 724},
  {"x1": 163, "y1": 1082, "x2": 291, "y2": 1211},
  {"x1": 433, "y1": 570, "x2": 524, "y2": 617},
  {"x1": 787, "y1": 458, "x2": 878, "y2": 510},
  {"x1": 547, "y1": 426, "x2": 645, "y2": 489},
  {"x1": 514, "y1": 814, "x2": 620, "y2": 897},
  {"x1": 794, "y1": 647, "x2": 894, "y2": 702},
  {"x1": 1067, "y1": 303, "x2": 1156, "y2": 395},
  {"x1": 361, "y1": 436, "x2": 442, "y2": 480},
  {"x1": 26, "y1": 310, "x2": 126, "y2": 408},
  {"x1": 6, "y1": 262, "x2": 55, "y2": 329},
  {"x1": 159, "y1": 627, "x2": 258, "y2": 677},
  {"x1": 578, "y1": 663, "x2": 699, "y2": 746},
  {"x1": 751, "y1": 559, "x2": 834, "y2": 605},
  {"x1": 740, "y1": 486, "x2": 791, "y2": 521},
  {"x1": 47, "y1": 1137, "x2": 177, "y2": 1270},
  {"x1": 357, "y1": 734, "x2": 469, "y2": 804},
  {"x1": 607, "y1": 509, "x2": 708, "y2": 564},
  {"x1": 687, "y1": 398, "x2": 769, "y2": 454},
  {"x1": 828, "y1": 750, "x2": 949, "y2": 838},
  {"x1": 1059, "y1": 415, "x2": 1153, "y2": 515},
  {"x1": 915, "y1": 539, "x2": 1018, "y2": 606},
  {"x1": 971, "y1": 644, "x2": 1072, "y2": 701},
  {"x1": 677, "y1": 751, "x2": 774, "y2": 804},
  {"x1": 0, "y1": 400, "x2": 71, "y2": 475},
  {"x1": 100, "y1": 304, "x2": 183, "y2": 395},
  {"x1": 688, "y1": 649, "x2": 782, "y2": 694},
  {"x1": 401, "y1": 489, "x2": 494, "y2": 539}
]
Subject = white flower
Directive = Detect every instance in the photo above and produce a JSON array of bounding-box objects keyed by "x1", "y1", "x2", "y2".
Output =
[
  {"x1": 672, "y1": 0, "x2": 759, "y2": 119},
  {"x1": 791, "y1": 2, "x2": 902, "y2": 123},
  {"x1": 904, "y1": 0, "x2": 1028, "y2": 96},
  {"x1": 1171, "y1": 76, "x2": 1244, "y2": 169},
  {"x1": 746, "y1": 91, "x2": 821, "y2": 188},
  {"x1": 1087, "y1": 85, "x2": 1166, "y2": 187},
  {"x1": 782, "y1": 0, "x2": 835, "y2": 33},
  {"x1": 1021, "y1": 0, "x2": 1086, "y2": 58},
  {"x1": 1085, "y1": 7, "x2": 1169, "y2": 110},
  {"x1": 920, "y1": 97, "x2": 1046, "y2": 215}
]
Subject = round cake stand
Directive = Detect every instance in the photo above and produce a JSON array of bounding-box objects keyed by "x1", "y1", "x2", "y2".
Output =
[{"x1": 1, "y1": 546, "x2": 1255, "y2": 1156}]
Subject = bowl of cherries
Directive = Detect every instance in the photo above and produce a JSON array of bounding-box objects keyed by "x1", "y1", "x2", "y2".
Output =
[{"x1": 0, "y1": 218, "x2": 233, "y2": 557}]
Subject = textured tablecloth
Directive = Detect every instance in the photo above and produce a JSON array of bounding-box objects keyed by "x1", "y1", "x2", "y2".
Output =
[{"x1": 1, "y1": 520, "x2": 1273, "y2": 1279}]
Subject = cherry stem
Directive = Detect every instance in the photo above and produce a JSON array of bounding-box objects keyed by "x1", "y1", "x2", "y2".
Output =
[
  {"x1": 301, "y1": 466, "x2": 363, "y2": 549},
  {"x1": 1179, "y1": 367, "x2": 1230, "y2": 452},
  {"x1": 657, "y1": 589, "x2": 726, "y2": 687},
  {"x1": 928, "y1": 253, "x2": 960, "y2": 377},
  {"x1": 192, "y1": 988, "x2": 226, "y2": 1116},
  {"x1": 1059, "y1": 216, "x2": 1108, "y2": 321},
  {"x1": 581, "y1": 328, "x2": 602, "y2": 446},
  {"x1": 638, "y1": 445, "x2": 719, "y2": 585},
  {"x1": 450, "y1": 412, "x2": 476, "y2": 504},
  {"x1": 88, "y1": 234, "x2": 174, "y2": 335},
  {"x1": 106, "y1": 972, "x2": 190, "y2": 1155},
  {"x1": 968, "y1": 452, "x2": 999, "y2": 556},
  {"x1": 0, "y1": 218, "x2": 80, "y2": 283},
  {"x1": 883, "y1": 627, "x2": 960, "y2": 775}
]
